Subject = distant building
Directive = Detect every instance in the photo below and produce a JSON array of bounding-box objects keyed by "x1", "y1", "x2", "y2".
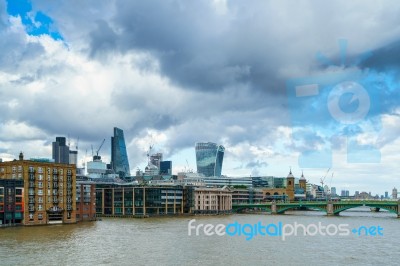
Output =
[
  {"x1": 52, "y1": 137, "x2": 70, "y2": 164},
  {"x1": 354, "y1": 191, "x2": 359, "y2": 197},
  {"x1": 331, "y1": 187, "x2": 336, "y2": 196},
  {"x1": 150, "y1": 153, "x2": 163, "y2": 170},
  {"x1": 392, "y1": 187, "x2": 398, "y2": 199},
  {"x1": 341, "y1": 190, "x2": 345, "y2": 197},
  {"x1": 385, "y1": 191, "x2": 389, "y2": 199},
  {"x1": 195, "y1": 142, "x2": 225, "y2": 177},
  {"x1": 0, "y1": 153, "x2": 76, "y2": 225},
  {"x1": 111, "y1": 127, "x2": 130, "y2": 179},
  {"x1": 160, "y1": 161, "x2": 172, "y2": 175},
  {"x1": 69, "y1": 150, "x2": 78, "y2": 165}
]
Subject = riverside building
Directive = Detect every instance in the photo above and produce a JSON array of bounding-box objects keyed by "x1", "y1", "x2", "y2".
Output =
[{"x1": 0, "y1": 153, "x2": 76, "y2": 225}]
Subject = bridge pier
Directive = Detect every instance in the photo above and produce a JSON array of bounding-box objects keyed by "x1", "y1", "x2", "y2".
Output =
[
  {"x1": 398, "y1": 203, "x2": 400, "y2": 218},
  {"x1": 326, "y1": 202, "x2": 334, "y2": 216},
  {"x1": 271, "y1": 201, "x2": 277, "y2": 215}
]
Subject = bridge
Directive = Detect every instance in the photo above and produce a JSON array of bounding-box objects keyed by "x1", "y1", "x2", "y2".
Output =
[{"x1": 232, "y1": 200, "x2": 400, "y2": 217}]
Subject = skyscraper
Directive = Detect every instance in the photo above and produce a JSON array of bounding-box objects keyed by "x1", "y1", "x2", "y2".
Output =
[
  {"x1": 111, "y1": 127, "x2": 130, "y2": 179},
  {"x1": 195, "y1": 142, "x2": 225, "y2": 177},
  {"x1": 150, "y1": 153, "x2": 163, "y2": 169},
  {"x1": 52, "y1": 137, "x2": 70, "y2": 164},
  {"x1": 160, "y1": 160, "x2": 172, "y2": 175}
]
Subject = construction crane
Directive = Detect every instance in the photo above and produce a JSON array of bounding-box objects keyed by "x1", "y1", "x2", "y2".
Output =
[
  {"x1": 320, "y1": 168, "x2": 330, "y2": 188},
  {"x1": 76, "y1": 137, "x2": 79, "y2": 151},
  {"x1": 96, "y1": 139, "x2": 106, "y2": 156},
  {"x1": 146, "y1": 145, "x2": 153, "y2": 165}
]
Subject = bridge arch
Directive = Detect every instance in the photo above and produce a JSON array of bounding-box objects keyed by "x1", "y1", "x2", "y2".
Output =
[
  {"x1": 277, "y1": 205, "x2": 327, "y2": 214},
  {"x1": 333, "y1": 204, "x2": 398, "y2": 215}
]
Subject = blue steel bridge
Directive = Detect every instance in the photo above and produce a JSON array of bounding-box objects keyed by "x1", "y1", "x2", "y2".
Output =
[{"x1": 232, "y1": 200, "x2": 400, "y2": 217}]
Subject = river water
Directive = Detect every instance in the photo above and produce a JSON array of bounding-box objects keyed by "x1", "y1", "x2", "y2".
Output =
[{"x1": 1, "y1": 208, "x2": 399, "y2": 266}]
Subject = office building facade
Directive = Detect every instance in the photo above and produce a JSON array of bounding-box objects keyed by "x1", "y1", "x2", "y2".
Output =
[
  {"x1": 160, "y1": 161, "x2": 172, "y2": 175},
  {"x1": 195, "y1": 142, "x2": 225, "y2": 177},
  {"x1": 111, "y1": 127, "x2": 130, "y2": 179},
  {"x1": 95, "y1": 185, "x2": 184, "y2": 216}
]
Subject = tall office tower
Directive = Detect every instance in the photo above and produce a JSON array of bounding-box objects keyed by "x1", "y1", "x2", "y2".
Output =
[
  {"x1": 195, "y1": 142, "x2": 225, "y2": 177},
  {"x1": 111, "y1": 127, "x2": 130, "y2": 179},
  {"x1": 160, "y1": 161, "x2": 172, "y2": 175},
  {"x1": 52, "y1": 137, "x2": 70, "y2": 164},
  {"x1": 330, "y1": 187, "x2": 336, "y2": 196},
  {"x1": 150, "y1": 153, "x2": 163, "y2": 169}
]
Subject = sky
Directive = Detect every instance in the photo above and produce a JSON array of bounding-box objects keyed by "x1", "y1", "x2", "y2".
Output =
[{"x1": 0, "y1": 0, "x2": 399, "y2": 195}]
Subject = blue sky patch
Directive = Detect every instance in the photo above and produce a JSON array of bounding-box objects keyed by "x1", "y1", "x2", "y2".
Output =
[{"x1": 6, "y1": 0, "x2": 63, "y2": 40}]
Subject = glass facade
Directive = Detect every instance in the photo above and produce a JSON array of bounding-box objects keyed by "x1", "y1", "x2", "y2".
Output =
[
  {"x1": 160, "y1": 161, "x2": 172, "y2": 175},
  {"x1": 195, "y1": 142, "x2": 225, "y2": 177},
  {"x1": 111, "y1": 127, "x2": 130, "y2": 179}
]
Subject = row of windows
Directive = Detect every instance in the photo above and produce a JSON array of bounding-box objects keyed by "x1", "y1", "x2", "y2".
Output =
[{"x1": 7, "y1": 166, "x2": 73, "y2": 175}]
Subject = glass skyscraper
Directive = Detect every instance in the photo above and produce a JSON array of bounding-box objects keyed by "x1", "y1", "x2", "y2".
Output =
[
  {"x1": 195, "y1": 142, "x2": 225, "y2": 177},
  {"x1": 111, "y1": 127, "x2": 130, "y2": 179}
]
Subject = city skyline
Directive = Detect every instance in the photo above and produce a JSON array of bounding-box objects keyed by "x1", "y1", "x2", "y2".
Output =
[{"x1": 0, "y1": 0, "x2": 400, "y2": 195}]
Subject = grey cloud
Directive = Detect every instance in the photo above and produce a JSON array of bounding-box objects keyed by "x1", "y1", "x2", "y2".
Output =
[{"x1": 245, "y1": 160, "x2": 268, "y2": 169}]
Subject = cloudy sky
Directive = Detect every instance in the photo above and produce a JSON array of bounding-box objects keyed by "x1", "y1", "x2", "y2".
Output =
[{"x1": 1, "y1": 0, "x2": 399, "y2": 195}]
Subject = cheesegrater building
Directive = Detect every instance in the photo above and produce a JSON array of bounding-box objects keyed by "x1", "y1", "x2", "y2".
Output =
[{"x1": 195, "y1": 142, "x2": 225, "y2": 177}]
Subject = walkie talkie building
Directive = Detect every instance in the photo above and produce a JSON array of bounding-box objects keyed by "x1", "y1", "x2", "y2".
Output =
[{"x1": 195, "y1": 142, "x2": 225, "y2": 177}]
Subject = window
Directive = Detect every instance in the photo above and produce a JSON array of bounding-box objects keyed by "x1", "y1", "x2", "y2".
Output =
[
  {"x1": 37, "y1": 189, "x2": 43, "y2": 196},
  {"x1": 29, "y1": 213, "x2": 34, "y2": 220},
  {"x1": 38, "y1": 197, "x2": 43, "y2": 203},
  {"x1": 59, "y1": 169, "x2": 63, "y2": 175},
  {"x1": 18, "y1": 166, "x2": 22, "y2": 172},
  {"x1": 38, "y1": 182, "x2": 43, "y2": 188},
  {"x1": 47, "y1": 168, "x2": 51, "y2": 174},
  {"x1": 38, "y1": 204, "x2": 43, "y2": 211},
  {"x1": 15, "y1": 188, "x2": 23, "y2": 195},
  {"x1": 38, "y1": 213, "x2": 43, "y2": 220},
  {"x1": 38, "y1": 174, "x2": 43, "y2": 180},
  {"x1": 38, "y1": 167, "x2": 43, "y2": 174},
  {"x1": 0, "y1": 168, "x2": 4, "y2": 173}
]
